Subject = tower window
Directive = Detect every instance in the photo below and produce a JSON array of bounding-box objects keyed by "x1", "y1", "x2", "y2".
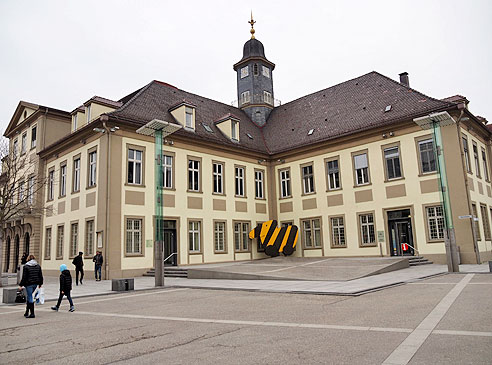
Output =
[
  {"x1": 263, "y1": 91, "x2": 273, "y2": 105},
  {"x1": 255, "y1": 111, "x2": 262, "y2": 123},
  {"x1": 240, "y1": 66, "x2": 249, "y2": 78},
  {"x1": 240, "y1": 91, "x2": 251, "y2": 105},
  {"x1": 262, "y1": 66, "x2": 270, "y2": 78},
  {"x1": 253, "y1": 64, "x2": 259, "y2": 76}
]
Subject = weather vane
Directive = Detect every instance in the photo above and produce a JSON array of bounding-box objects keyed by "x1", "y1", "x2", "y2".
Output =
[{"x1": 248, "y1": 11, "x2": 256, "y2": 39}]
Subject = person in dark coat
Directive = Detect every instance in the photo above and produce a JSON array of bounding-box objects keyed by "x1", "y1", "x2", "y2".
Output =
[
  {"x1": 21, "y1": 252, "x2": 28, "y2": 265},
  {"x1": 92, "y1": 251, "x2": 103, "y2": 281},
  {"x1": 72, "y1": 252, "x2": 84, "y2": 285},
  {"x1": 51, "y1": 264, "x2": 74, "y2": 312},
  {"x1": 19, "y1": 255, "x2": 43, "y2": 318}
]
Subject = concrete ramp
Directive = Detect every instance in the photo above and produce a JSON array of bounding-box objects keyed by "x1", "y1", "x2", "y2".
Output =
[{"x1": 187, "y1": 257, "x2": 409, "y2": 281}]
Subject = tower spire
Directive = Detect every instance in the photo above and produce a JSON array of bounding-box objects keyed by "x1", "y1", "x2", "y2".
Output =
[{"x1": 248, "y1": 11, "x2": 256, "y2": 39}]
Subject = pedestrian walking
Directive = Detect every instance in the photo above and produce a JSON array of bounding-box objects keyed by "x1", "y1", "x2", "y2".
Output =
[
  {"x1": 21, "y1": 252, "x2": 28, "y2": 265},
  {"x1": 72, "y1": 252, "x2": 84, "y2": 285},
  {"x1": 92, "y1": 251, "x2": 103, "y2": 281},
  {"x1": 51, "y1": 264, "x2": 75, "y2": 312},
  {"x1": 18, "y1": 255, "x2": 43, "y2": 318}
]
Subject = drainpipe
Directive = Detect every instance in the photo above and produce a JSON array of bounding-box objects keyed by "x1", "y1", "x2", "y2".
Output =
[{"x1": 102, "y1": 118, "x2": 111, "y2": 280}]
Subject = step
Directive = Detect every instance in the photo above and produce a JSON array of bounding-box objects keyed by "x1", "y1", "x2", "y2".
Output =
[{"x1": 143, "y1": 267, "x2": 188, "y2": 278}]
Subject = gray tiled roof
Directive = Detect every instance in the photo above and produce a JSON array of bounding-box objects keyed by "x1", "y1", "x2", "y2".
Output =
[{"x1": 109, "y1": 72, "x2": 458, "y2": 156}]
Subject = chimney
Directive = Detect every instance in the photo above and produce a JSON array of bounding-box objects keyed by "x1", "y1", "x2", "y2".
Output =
[{"x1": 399, "y1": 72, "x2": 409, "y2": 87}]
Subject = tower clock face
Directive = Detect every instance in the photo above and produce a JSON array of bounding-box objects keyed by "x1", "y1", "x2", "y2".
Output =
[
  {"x1": 262, "y1": 66, "x2": 270, "y2": 78},
  {"x1": 241, "y1": 66, "x2": 249, "y2": 78}
]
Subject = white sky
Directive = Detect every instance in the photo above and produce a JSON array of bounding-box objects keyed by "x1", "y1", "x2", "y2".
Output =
[{"x1": 1, "y1": 0, "x2": 491, "y2": 134}]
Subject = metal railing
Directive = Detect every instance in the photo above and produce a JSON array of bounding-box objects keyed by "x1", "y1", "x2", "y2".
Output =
[{"x1": 163, "y1": 252, "x2": 176, "y2": 263}]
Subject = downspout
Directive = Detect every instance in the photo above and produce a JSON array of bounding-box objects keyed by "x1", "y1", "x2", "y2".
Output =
[{"x1": 102, "y1": 119, "x2": 111, "y2": 279}]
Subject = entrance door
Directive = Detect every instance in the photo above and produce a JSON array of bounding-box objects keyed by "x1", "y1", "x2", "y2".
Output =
[
  {"x1": 14, "y1": 235, "x2": 20, "y2": 272},
  {"x1": 389, "y1": 219, "x2": 414, "y2": 256},
  {"x1": 5, "y1": 237, "x2": 10, "y2": 272},
  {"x1": 25, "y1": 233, "x2": 30, "y2": 254},
  {"x1": 163, "y1": 220, "x2": 177, "y2": 266}
]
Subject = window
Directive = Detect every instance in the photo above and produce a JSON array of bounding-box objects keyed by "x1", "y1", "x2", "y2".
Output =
[
  {"x1": 56, "y1": 225, "x2": 64, "y2": 258},
  {"x1": 214, "y1": 221, "x2": 226, "y2": 252},
  {"x1": 59, "y1": 164, "x2": 67, "y2": 197},
  {"x1": 253, "y1": 63, "x2": 259, "y2": 76},
  {"x1": 126, "y1": 218, "x2": 142, "y2": 254},
  {"x1": 280, "y1": 169, "x2": 291, "y2": 198},
  {"x1": 427, "y1": 206, "x2": 445, "y2": 240},
  {"x1": 88, "y1": 150, "x2": 97, "y2": 187},
  {"x1": 70, "y1": 223, "x2": 78, "y2": 257},
  {"x1": 13, "y1": 139, "x2": 18, "y2": 159},
  {"x1": 188, "y1": 159, "x2": 200, "y2": 191},
  {"x1": 185, "y1": 107, "x2": 193, "y2": 129},
  {"x1": 127, "y1": 148, "x2": 143, "y2": 185},
  {"x1": 234, "y1": 222, "x2": 250, "y2": 252},
  {"x1": 85, "y1": 220, "x2": 94, "y2": 256},
  {"x1": 354, "y1": 153, "x2": 370, "y2": 185},
  {"x1": 240, "y1": 91, "x2": 251, "y2": 105},
  {"x1": 302, "y1": 218, "x2": 322, "y2": 248},
  {"x1": 72, "y1": 114, "x2": 78, "y2": 131},
  {"x1": 326, "y1": 158, "x2": 340, "y2": 190},
  {"x1": 331, "y1": 217, "x2": 345, "y2": 247},
  {"x1": 480, "y1": 205, "x2": 491, "y2": 240},
  {"x1": 213, "y1": 162, "x2": 224, "y2": 194},
  {"x1": 384, "y1": 146, "x2": 402, "y2": 180},
  {"x1": 21, "y1": 133, "x2": 27, "y2": 154},
  {"x1": 263, "y1": 91, "x2": 273, "y2": 105},
  {"x1": 262, "y1": 65, "x2": 270, "y2": 78},
  {"x1": 359, "y1": 213, "x2": 376, "y2": 246},
  {"x1": 188, "y1": 220, "x2": 201, "y2": 252},
  {"x1": 86, "y1": 105, "x2": 91, "y2": 123},
  {"x1": 482, "y1": 149, "x2": 489, "y2": 181},
  {"x1": 240, "y1": 66, "x2": 249, "y2": 78},
  {"x1": 462, "y1": 136, "x2": 471, "y2": 173},
  {"x1": 302, "y1": 164, "x2": 315, "y2": 194},
  {"x1": 255, "y1": 170, "x2": 264, "y2": 199},
  {"x1": 231, "y1": 120, "x2": 238, "y2": 140},
  {"x1": 18, "y1": 181, "x2": 24, "y2": 202},
  {"x1": 73, "y1": 157, "x2": 81, "y2": 192},
  {"x1": 31, "y1": 126, "x2": 37, "y2": 149},
  {"x1": 47, "y1": 169, "x2": 55, "y2": 201},
  {"x1": 162, "y1": 154, "x2": 173, "y2": 189},
  {"x1": 418, "y1": 138, "x2": 436, "y2": 173},
  {"x1": 28, "y1": 176, "x2": 34, "y2": 205},
  {"x1": 45, "y1": 228, "x2": 52, "y2": 259},
  {"x1": 472, "y1": 204, "x2": 480, "y2": 240},
  {"x1": 473, "y1": 142, "x2": 481, "y2": 177},
  {"x1": 235, "y1": 166, "x2": 245, "y2": 196}
]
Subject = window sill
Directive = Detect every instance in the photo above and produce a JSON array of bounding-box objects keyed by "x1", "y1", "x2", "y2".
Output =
[
  {"x1": 427, "y1": 239, "x2": 445, "y2": 244},
  {"x1": 71, "y1": 190, "x2": 80, "y2": 195},
  {"x1": 86, "y1": 185, "x2": 97, "y2": 190},
  {"x1": 124, "y1": 253, "x2": 144, "y2": 257},
  {"x1": 359, "y1": 244, "x2": 378, "y2": 248},
  {"x1": 330, "y1": 245, "x2": 347, "y2": 249},
  {"x1": 301, "y1": 192, "x2": 316, "y2": 197},
  {"x1": 125, "y1": 183, "x2": 146, "y2": 188},
  {"x1": 326, "y1": 188, "x2": 342, "y2": 193},
  {"x1": 384, "y1": 177, "x2": 405, "y2": 183},
  {"x1": 279, "y1": 196, "x2": 292, "y2": 200},
  {"x1": 254, "y1": 197, "x2": 266, "y2": 201},
  {"x1": 189, "y1": 251, "x2": 203, "y2": 255},
  {"x1": 353, "y1": 183, "x2": 372, "y2": 188},
  {"x1": 418, "y1": 172, "x2": 437, "y2": 177},
  {"x1": 56, "y1": 257, "x2": 63, "y2": 260},
  {"x1": 234, "y1": 250, "x2": 251, "y2": 254},
  {"x1": 163, "y1": 187, "x2": 176, "y2": 191},
  {"x1": 187, "y1": 190, "x2": 203, "y2": 194},
  {"x1": 234, "y1": 195, "x2": 247, "y2": 199},
  {"x1": 214, "y1": 251, "x2": 228, "y2": 255},
  {"x1": 303, "y1": 246, "x2": 322, "y2": 250},
  {"x1": 212, "y1": 192, "x2": 226, "y2": 197}
]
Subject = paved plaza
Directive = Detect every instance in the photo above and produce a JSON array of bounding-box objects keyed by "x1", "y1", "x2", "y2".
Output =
[{"x1": 1, "y1": 267, "x2": 491, "y2": 364}]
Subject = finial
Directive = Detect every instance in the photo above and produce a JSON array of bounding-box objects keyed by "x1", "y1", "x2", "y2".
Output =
[{"x1": 248, "y1": 11, "x2": 256, "y2": 39}]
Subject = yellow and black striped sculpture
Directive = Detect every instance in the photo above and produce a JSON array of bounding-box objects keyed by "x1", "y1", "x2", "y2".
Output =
[{"x1": 249, "y1": 220, "x2": 299, "y2": 257}]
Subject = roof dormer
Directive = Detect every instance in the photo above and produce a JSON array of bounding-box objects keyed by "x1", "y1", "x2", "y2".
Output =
[
  {"x1": 169, "y1": 101, "x2": 196, "y2": 131},
  {"x1": 83, "y1": 96, "x2": 123, "y2": 124},
  {"x1": 215, "y1": 114, "x2": 240, "y2": 142},
  {"x1": 70, "y1": 106, "x2": 85, "y2": 132}
]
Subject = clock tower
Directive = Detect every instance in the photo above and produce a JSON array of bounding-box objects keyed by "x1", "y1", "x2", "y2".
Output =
[{"x1": 233, "y1": 14, "x2": 275, "y2": 127}]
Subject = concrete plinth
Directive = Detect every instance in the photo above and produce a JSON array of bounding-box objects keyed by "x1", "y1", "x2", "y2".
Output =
[
  {"x1": 111, "y1": 278, "x2": 134, "y2": 291},
  {"x1": 2, "y1": 288, "x2": 19, "y2": 304}
]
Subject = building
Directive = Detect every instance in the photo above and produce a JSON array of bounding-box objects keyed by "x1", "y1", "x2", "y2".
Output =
[{"x1": 2, "y1": 20, "x2": 491, "y2": 278}]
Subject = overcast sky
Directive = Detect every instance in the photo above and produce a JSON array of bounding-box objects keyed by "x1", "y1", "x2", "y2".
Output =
[{"x1": 1, "y1": 0, "x2": 491, "y2": 134}]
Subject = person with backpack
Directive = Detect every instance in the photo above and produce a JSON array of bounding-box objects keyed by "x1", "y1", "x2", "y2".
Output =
[
  {"x1": 51, "y1": 264, "x2": 75, "y2": 312},
  {"x1": 72, "y1": 252, "x2": 84, "y2": 285},
  {"x1": 18, "y1": 255, "x2": 43, "y2": 318}
]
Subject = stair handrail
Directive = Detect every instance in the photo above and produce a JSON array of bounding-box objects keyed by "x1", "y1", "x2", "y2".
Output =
[
  {"x1": 405, "y1": 243, "x2": 420, "y2": 258},
  {"x1": 163, "y1": 252, "x2": 177, "y2": 263}
]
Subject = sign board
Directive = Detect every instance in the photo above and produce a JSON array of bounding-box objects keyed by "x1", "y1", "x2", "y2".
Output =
[
  {"x1": 458, "y1": 215, "x2": 473, "y2": 219},
  {"x1": 146, "y1": 239, "x2": 153, "y2": 248},
  {"x1": 401, "y1": 243, "x2": 409, "y2": 251},
  {"x1": 474, "y1": 217, "x2": 479, "y2": 222},
  {"x1": 377, "y1": 231, "x2": 385, "y2": 242}
]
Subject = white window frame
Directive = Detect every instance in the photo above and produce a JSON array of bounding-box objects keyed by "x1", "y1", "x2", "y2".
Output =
[
  {"x1": 188, "y1": 221, "x2": 201, "y2": 253},
  {"x1": 13, "y1": 139, "x2": 18, "y2": 159},
  {"x1": 327, "y1": 159, "x2": 340, "y2": 190},
  {"x1": 473, "y1": 142, "x2": 481, "y2": 178},
  {"x1": 234, "y1": 222, "x2": 250, "y2": 252},
  {"x1": 240, "y1": 91, "x2": 251, "y2": 105},
  {"x1": 60, "y1": 164, "x2": 67, "y2": 197},
  {"x1": 21, "y1": 133, "x2": 27, "y2": 154},
  {"x1": 73, "y1": 158, "x2": 81, "y2": 192},
  {"x1": 235, "y1": 166, "x2": 245, "y2": 197},
  {"x1": 72, "y1": 114, "x2": 78, "y2": 131},
  {"x1": 426, "y1": 206, "x2": 445, "y2": 240},
  {"x1": 185, "y1": 107, "x2": 193, "y2": 129},
  {"x1": 213, "y1": 162, "x2": 223, "y2": 194},
  {"x1": 188, "y1": 159, "x2": 200, "y2": 192},
  {"x1": 28, "y1": 176, "x2": 34, "y2": 205},
  {"x1": 263, "y1": 91, "x2": 273, "y2": 105},
  {"x1": 89, "y1": 151, "x2": 97, "y2": 187},
  {"x1": 126, "y1": 218, "x2": 142, "y2": 254},
  {"x1": 86, "y1": 105, "x2": 91, "y2": 123},
  {"x1": 45, "y1": 227, "x2": 52, "y2": 259},
  {"x1": 262, "y1": 65, "x2": 270, "y2": 78},
  {"x1": 418, "y1": 139, "x2": 437, "y2": 174},
  {"x1": 462, "y1": 136, "x2": 471, "y2": 173},
  {"x1": 85, "y1": 220, "x2": 94, "y2": 256},
  {"x1": 56, "y1": 225, "x2": 64, "y2": 259},
  {"x1": 255, "y1": 170, "x2": 264, "y2": 199},
  {"x1": 302, "y1": 165, "x2": 315, "y2": 194},
  {"x1": 302, "y1": 218, "x2": 322, "y2": 248},
  {"x1": 280, "y1": 169, "x2": 291, "y2": 198},
  {"x1": 331, "y1": 217, "x2": 345, "y2": 247},
  {"x1": 31, "y1": 125, "x2": 37, "y2": 149},
  {"x1": 240, "y1": 66, "x2": 249, "y2": 78},
  {"x1": 482, "y1": 148, "x2": 489, "y2": 181},
  {"x1": 48, "y1": 170, "x2": 54, "y2": 201},
  {"x1": 354, "y1": 153, "x2": 370, "y2": 185},
  {"x1": 359, "y1": 213, "x2": 376, "y2": 246},
  {"x1": 127, "y1": 148, "x2": 143, "y2": 185},
  {"x1": 384, "y1": 146, "x2": 402, "y2": 180},
  {"x1": 163, "y1": 155, "x2": 173, "y2": 189},
  {"x1": 70, "y1": 223, "x2": 78, "y2": 257},
  {"x1": 231, "y1": 120, "x2": 238, "y2": 140},
  {"x1": 214, "y1": 221, "x2": 226, "y2": 252}
]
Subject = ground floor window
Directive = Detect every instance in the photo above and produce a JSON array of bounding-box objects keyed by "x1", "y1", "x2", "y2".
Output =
[
  {"x1": 70, "y1": 223, "x2": 78, "y2": 257},
  {"x1": 359, "y1": 213, "x2": 376, "y2": 246},
  {"x1": 214, "y1": 221, "x2": 226, "y2": 252},
  {"x1": 126, "y1": 218, "x2": 142, "y2": 254},
  {"x1": 45, "y1": 228, "x2": 52, "y2": 259},
  {"x1": 56, "y1": 225, "x2": 64, "y2": 259},
  {"x1": 189, "y1": 220, "x2": 201, "y2": 252},
  {"x1": 472, "y1": 204, "x2": 480, "y2": 240},
  {"x1": 234, "y1": 221, "x2": 250, "y2": 252},
  {"x1": 480, "y1": 204, "x2": 491, "y2": 240},
  {"x1": 302, "y1": 218, "x2": 322, "y2": 248},
  {"x1": 426, "y1": 205, "x2": 445, "y2": 240},
  {"x1": 85, "y1": 220, "x2": 94, "y2": 256},
  {"x1": 330, "y1": 217, "x2": 345, "y2": 247}
]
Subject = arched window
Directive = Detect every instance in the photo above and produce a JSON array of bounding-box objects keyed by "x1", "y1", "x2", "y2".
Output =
[
  {"x1": 253, "y1": 64, "x2": 259, "y2": 76},
  {"x1": 23, "y1": 111, "x2": 27, "y2": 119}
]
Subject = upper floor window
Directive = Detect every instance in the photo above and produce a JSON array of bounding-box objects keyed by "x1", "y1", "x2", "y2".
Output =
[
  {"x1": 480, "y1": 204, "x2": 491, "y2": 241},
  {"x1": 73, "y1": 157, "x2": 81, "y2": 192},
  {"x1": 231, "y1": 120, "x2": 238, "y2": 140},
  {"x1": 462, "y1": 136, "x2": 471, "y2": 173},
  {"x1": 240, "y1": 91, "x2": 251, "y2": 105},
  {"x1": 162, "y1": 155, "x2": 173, "y2": 189},
  {"x1": 31, "y1": 125, "x2": 37, "y2": 149},
  {"x1": 235, "y1": 166, "x2": 245, "y2": 197},
  {"x1": 18, "y1": 181, "x2": 24, "y2": 202},
  {"x1": 188, "y1": 159, "x2": 200, "y2": 192},
  {"x1": 127, "y1": 148, "x2": 143, "y2": 185},
  {"x1": 359, "y1": 213, "x2": 376, "y2": 246},
  {"x1": 28, "y1": 176, "x2": 34, "y2": 205},
  {"x1": 88, "y1": 150, "x2": 97, "y2": 187},
  {"x1": 13, "y1": 139, "x2": 18, "y2": 159},
  {"x1": 185, "y1": 107, "x2": 193, "y2": 129},
  {"x1": 326, "y1": 158, "x2": 340, "y2": 190},
  {"x1": 59, "y1": 164, "x2": 67, "y2": 197},
  {"x1": 280, "y1": 169, "x2": 291, "y2": 198},
  {"x1": 262, "y1": 65, "x2": 270, "y2": 78},
  {"x1": 472, "y1": 203, "x2": 481, "y2": 241},
  {"x1": 255, "y1": 170, "x2": 264, "y2": 199},
  {"x1": 21, "y1": 133, "x2": 27, "y2": 154},
  {"x1": 86, "y1": 105, "x2": 91, "y2": 123},
  {"x1": 354, "y1": 152, "x2": 370, "y2": 185},
  {"x1": 482, "y1": 148, "x2": 489, "y2": 181},
  {"x1": 384, "y1": 146, "x2": 402, "y2": 180},
  {"x1": 240, "y1": 66, "x2": 249, "y2": 78},
  {"x1": 213, "y1": 162, "x2": 223, "y2": 194},
  {"x1": 263, "y1": 91, "x2": 273, "y2": 105},
  {"x1": 418, "y1": 138, "x2": 436, "y2": 174},
  {"x1": 47, "y1": 169, "x2": 55, "y2": 201},
  {"x1": 302, "y1": 164, "x2": 315, "y2": 194},
  {"x1": 253, "y1": 63, "x2": 259, "y2": 76},
  {"x1": 473, "y1": 142, "x2": 481, "y2": 178},
  {"x1": 72, "y1": 115, "x2": 78, "y2": 131}
]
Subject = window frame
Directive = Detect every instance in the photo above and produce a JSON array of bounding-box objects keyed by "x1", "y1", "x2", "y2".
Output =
[
  {"x1": 124, "y1": 216, "x2": 145, "y2": 256},
  {"x1": 87, "y1": 147, "x2": 97, "y2": 188},
  {"x1": 300, "y1": 217, "x2": 323, "y2": 250},
  {"x1": 187, "y1": 156, "x2": 202, "y2": 193},
  {"x1": 47, "y1": 167, "x2": 55, "y2": 201},
  {"x1": 325, "y1": 156, "x2": 342, "y2": 191},
  {"x1": 240, "y1": 66, "x2": 249, "y2": 79},
  {"x1": 85, "y1": 218, "x2": 95, "y2": 258},
  {"x1": 162, "y1": 152, "x2": 175, "y2": 190},
  {"x1": 70, "y1": 221, "x2": 78, "y2": 258},
  {"x1": 381, "y1": 142, "x2": 404, "y2": 181},
  {"x1": 262, "y1": 65, "x2": 270, "y2": 78},
  {"x1": 56, "y1": 224, "x2": 64, "y2": 260},
  {"x1": 240, "y1": 91, "x2": 251, "y2": 105},
  {"x1": 480, "y1": 204, "x2": 491, "y2": 241},
  {"x1": 263, "y1": 91, "x2": 273, "y2": 105},
  {"x1": 329, "y1": 215, "x2": 346, "y2": 248},
  {"x1": 352, "y1": 150, "x2": 371, "y2": 186},
  {"x1": 481, "y1": 148, "x2": 489, "y2": 182},
  {"x1": 30, "y1": 125, "x2": 37, "y2": 149},
  {"x1": 415, "y1": 135, "x2": 437, "y2": 175},
  {"x1": 279, "y1": 168, "x2": 292, "y2": 199},
  {"x1": 27, "y1": 175, "x2": 34, "y2": 205},
  {"x1": 44, "y1": 226, "x2": 52, "y2": 260},
  {"x1": 472, "y1": 203, "x2": 481, "y2": 241},
  {"x1": 185, "y1": 106, "x2": 194, "y2": 129},
  {"x1": 357, "y1": 211, "x2": 377, "y2": 247},
  {"x1": 188, "y1": 219, "x2": 202, "y2": 254},
  {"x1": 212, "y1": 161, "x2": 225, "y2": 195},
  {"x1": 472, "y1": 141, "x2": 481, "y2": 178},
  {"x1": 21, "y1": 132, "x2": 27, "y2": 155},
  {"x1": 300, "y1": 162, "x2": 315, "y2": 195},
  {"x1": 126, "y1": 144, "x2": 145, "y2": 186},
  {"x1": 213, "y1": 220, "x2": 227, "y2": 254},
  {"x1": 233, "y1": 220, "x2": 251, "y2": 253},
  {"x1": 254, "y1": 169, "x2": 265, "y2": 199},
  {"x1": 72, "y1": 154, "x2": 81, "y2": 193},
  {"x1": 234, "y1": 165, "x2": 246, "y2": 198},
  {"x1": 18, "y1": 180, "x2": 24, "y2": 203},
  {"x1": 423, "y1": 204, "x2": 446, "y2": 242},
  {"x1": 462, "y1": 134, "x2": 471, "y2": 174},
  {"x1": 59, "y1": 162, "x2": 67, "y2": 198}
]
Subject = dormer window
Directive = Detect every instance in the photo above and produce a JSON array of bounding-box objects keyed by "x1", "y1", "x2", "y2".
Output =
[
  {"x1": 231, "y1": 121, "x2": 238, "y2": 141},
  {"x1": 240, "y1": 91, "x2": 251, "y2": 105},
  {"x1": 86, "y1": 105, "x2": 91, "y2": 123},
  {"x1": 253, "y1": 64, "x2": 259, "y2": 76},
  {"x1": 185, "y1": 107, "x2": 193, "y2": 128},
  {"x1": 72, "y1": 114, "x2": 78, "y2": 132},
  {"x1": 262, "y1": 66, "x2": 270, "y2": 78},
  {"x1": 240, "y1": 66, "x2": 249, "y2": 78},
  {"x1": 263, "y1": 91, "x2": 273, "y2": 105}
]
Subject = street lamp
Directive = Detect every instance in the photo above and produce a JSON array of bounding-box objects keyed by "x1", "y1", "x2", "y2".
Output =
[
  {"x1": 414, "y1": 111, "x2": 461, "y2": 272},
  {"x1": 136, "y1": 119, "x2": 182, "y2": 287}
]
